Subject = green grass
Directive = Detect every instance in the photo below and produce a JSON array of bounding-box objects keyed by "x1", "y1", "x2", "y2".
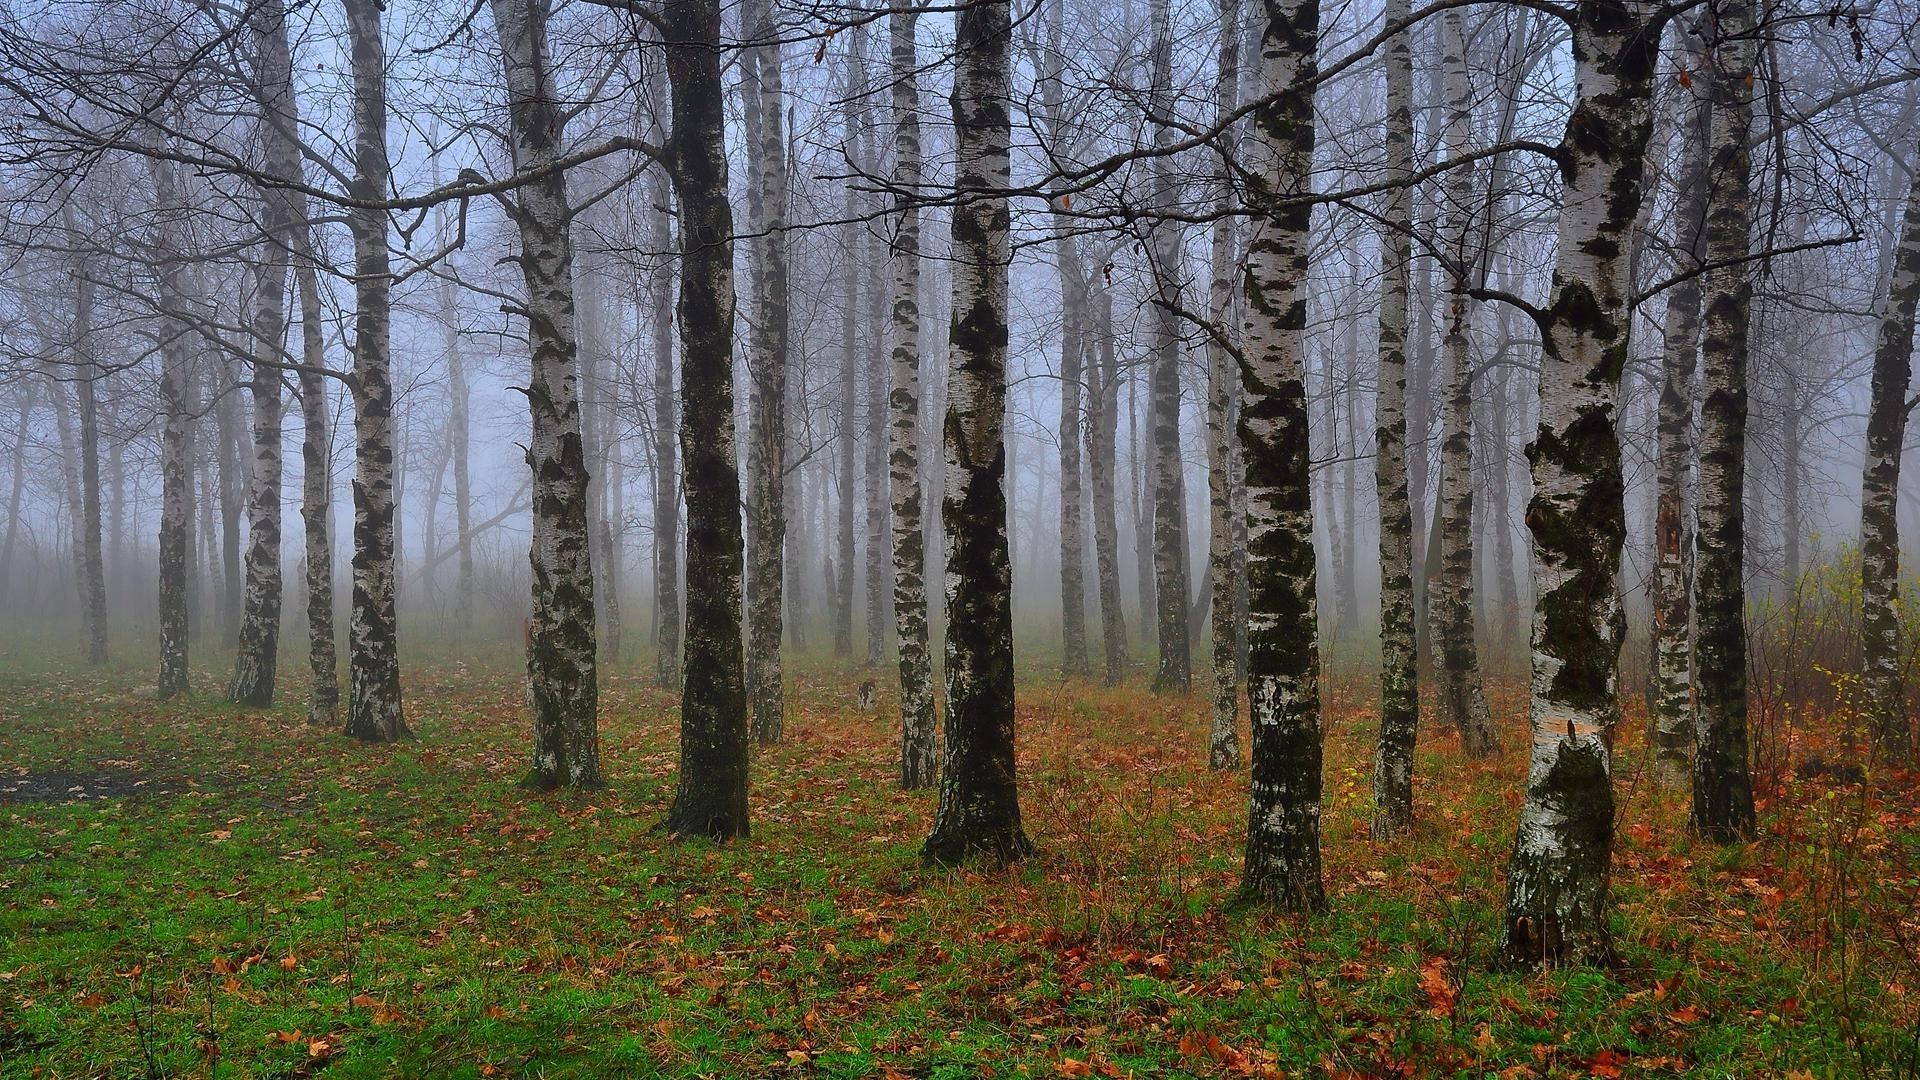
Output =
[{"x1": 1, "y1": 645, "x2": 1916, "y2": 1077}]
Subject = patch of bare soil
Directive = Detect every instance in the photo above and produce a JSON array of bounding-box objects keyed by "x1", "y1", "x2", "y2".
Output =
[{"x1": 0, "y1": 768, "x2": 183, "y2": 803}]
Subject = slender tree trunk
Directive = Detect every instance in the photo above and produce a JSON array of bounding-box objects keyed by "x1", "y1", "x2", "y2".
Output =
[
  {"x1": 1503, "y1": 0, "x2": 1659, "y2": 969},
  {"x1": 1864, "y1": 154, "x2": 1920, "y2": 764},
  {"x1": 889, "y1": 3, "x2": 938, "y2": 789},
  {"x1": 0, "y1": 383, "x2": 36, "y2": 610},
  {"x1": 292, "y1": 225, "x2": 339, "y2": 725},
  {"x1": 231, "y1": 0, "x2": 304, "y2": 705},
  {"x1": 1370, "y1": 0, "x2": 1418, "y2": 837},
  {"x1": 65, "y1": 231, "x2": 109, "y2": 666},
  {"x1": 1239, "y1": 0, "x2": 1323, "y2": 911},
  {"x1": 742, "y1": 0, "x2": 790, "y2": 742},
  {"x1": 150, "y1": 154, "x2": 195, "y2": 699},
  {"x1": 1409, "y1": 253, "x2": 1437, "y2": 665},
  {"x1": 1689, "y1": 0, "x2": 1759, "y2": 839},
  {"x1": 493, "y1": 0, "x2": 601, "y2": 788},
  {"x1": 834, "y1": 59, "x2": 862, "y2": 662},
  {"x1": 923, "y1": 0, "x2": 1032, "y2": 867},
  {"x1": 1132, "y1": 373, "x2": 1155, "y2": 653},
  {"x1": 212, "y1": 359, "x2": 244, "y2": 647},
  {"x1": 661, "y1": 0, "x2": 749, "y2": 840},
  {"x1": 49, "y1": 370, "x2": 88, "y2": 645},
  {"x1": 1145, "y1": 0, "x2": 1191, "y2": 694},
  {"x1": 863, "y1": 44, "x2": 892, "y2": 670},
  {"x1": 341, "y1": 0, "x2": 408, "y2": 743},
  {"x1": 1204, "y1": 0, "x2": 1243, "y2": 769},
  {"x1": 647, "y1": 161, "x2": 682, "y2": 691},
  {"x1": 1090, "y1": 280, "x2": 1129, "y2": 684},
  {"x1": 1043, "y1": 0, "x2": 1089, "y2": 678},
  {"x1": 1651, "y1": 54, "x2": 1712, "y2": 783},
  {"x1": 438, "y1": 232, "x2": 475, "y2": 634},
  {"x1": 1433, "y1": 8, "x2": 1493, "y2": 757}
]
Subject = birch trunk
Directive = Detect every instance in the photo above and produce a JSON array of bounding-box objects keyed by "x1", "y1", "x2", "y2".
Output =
[
  {"x1": 923, "y1": 0, "x2": 1032, "y2": 866},
  {"x1": 1090, "y1": 278, "x2": 1129, "y2": 684},
  {"x1": 863, "y1": 46, "x2": 892, "y2": 670},
  {"x1": 1433, "y1": 8, "x2": 1493, "y2": 757},
  {"x1": 150, "y1": 153, "x2": 195, "y2": 699},
  {"x1": 661, "y1": 0, "x2": 749, "y2": 840},
  {"x1": 442, "y1": 244, "x2": 475, "y2": 632},
  {"x1": 492, "y1": 0, "x2": 602, "y2": 789},
  {"x1": 1370, "y1": 0, "x2": 1418, "y2": 837},
  {"x1": 649, "y1": 167, "x2": 682, "y2": 691},
  {"x1": 1044, "y1": 0, "x2": 1089, "y2": 678},
  {"x1": 1205, "y1": 0, "x2": 1243, "y2": 768},
  {"x1": 1146, "y1": 0, "x2": 1191, "y2": 695},
  {"x1": 292, "y1": 225, "x2": 339, "y2": 724},
  {"x1": 1503, "y1": 0, "x2": 1659, "y2": 969},
  {"x1": 889, "y1": 3, "x2": 938, "y2": 789},
  {"x1": 1864, "y1": 156, "x2": 1920, "y2": 764},
  {"x1": 231, "y1": 0, "x2": 302, "y2": 705},
  {"x1": 0, "y1": 384, "x2": 36, "y2": 610},
  {"x1": 834, "y1": 55, "x2": 862, "y2": 661},
  {"x1": 742, "y1": 0, "x2": 790, "y2": 743},
  {"x1": 66, "y1": 231, "x2": 109, "y2": 666},
  {"x1": 1651, "y1": 55, "x2": 1712, "y2": 783},
  {"x1": 213, "y1": 365, "x2": 243, "y2": 646},
  {"x1": 1239, "y1": 0, "x2": 1323, "y2": 911},
  {"x1": 1689, "y1": 0, "x2": 1759, "y2": 839},
  {"x1": 341, "y1": 0, "x2": 408, "y2": 743}
]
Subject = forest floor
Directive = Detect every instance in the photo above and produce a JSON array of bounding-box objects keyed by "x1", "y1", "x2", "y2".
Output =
[{"x1": 1, "y1": 647, "x2": 1917, "y2": 1078}]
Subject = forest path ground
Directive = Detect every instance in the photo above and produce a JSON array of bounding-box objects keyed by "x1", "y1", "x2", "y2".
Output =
[{"x1": 0, "y1": 647, "x2": 1914, "y2": 1077}]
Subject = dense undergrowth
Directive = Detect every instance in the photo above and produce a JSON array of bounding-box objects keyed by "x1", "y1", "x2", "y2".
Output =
[{"x1": 1, "y1": 646, "x2": 1916, "y2": 1078}]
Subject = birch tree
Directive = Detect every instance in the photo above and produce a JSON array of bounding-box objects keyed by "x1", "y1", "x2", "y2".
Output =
[
  {"x1": 341, "y1": 0, "x2": 408, "y2": 743},
  {"x1": 1651, "y1": 32, "x2": 1712, "y2": 782},
  {"x1": 743, "y1": 0, "x2": 790, "y2": 743},
  {"x1": 1145, "y1": 0, "x2": 1190, "y2": 695},
  {"x1": 492, "y1": 0, "x2": 602, "y2": 789},
  {"x1": 1204, "y1": 0, "x2": 1243, "y2": 769},
  {"x1": 888, "y1": 1, "x2": 938, "y2": 789},
  {"x1": 1370, "y1": 0, "x2": 1418, "y2": 836},
  {"x1": 149, "y1": 152, "x2": 194, "y2": 700},
  {"x1": 230, "y1": 0, "x2": 300, "y2": 707},
  {"x1": 1042, "y1": 0, "x2": 1090, "y2": 680},
  {"x1": 1090, "y1": 265, "x2": 1129, "y2": 684},
  {"x1": 660, "y1": 0, "x2": 749, "y2": 840},
  {"x1": 923, "y1": 0, "x2": 1032, "y2": 866},
  {"x1": 1689, "y1": 0, "x2": 1759, "y2": 840},
  {"x1": 1239, "y1": 0, "x2": 1323, "y2": 911},
  {"x1": 1863, "y1": 151, "x2": 1920, "y2": 765},
  {"x1": 1432, "y1": 9, "x2": 1493, "y2": 757},
  {"x1": 1503, "y1": 0, "x2": 1661, "y2": 968}
]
